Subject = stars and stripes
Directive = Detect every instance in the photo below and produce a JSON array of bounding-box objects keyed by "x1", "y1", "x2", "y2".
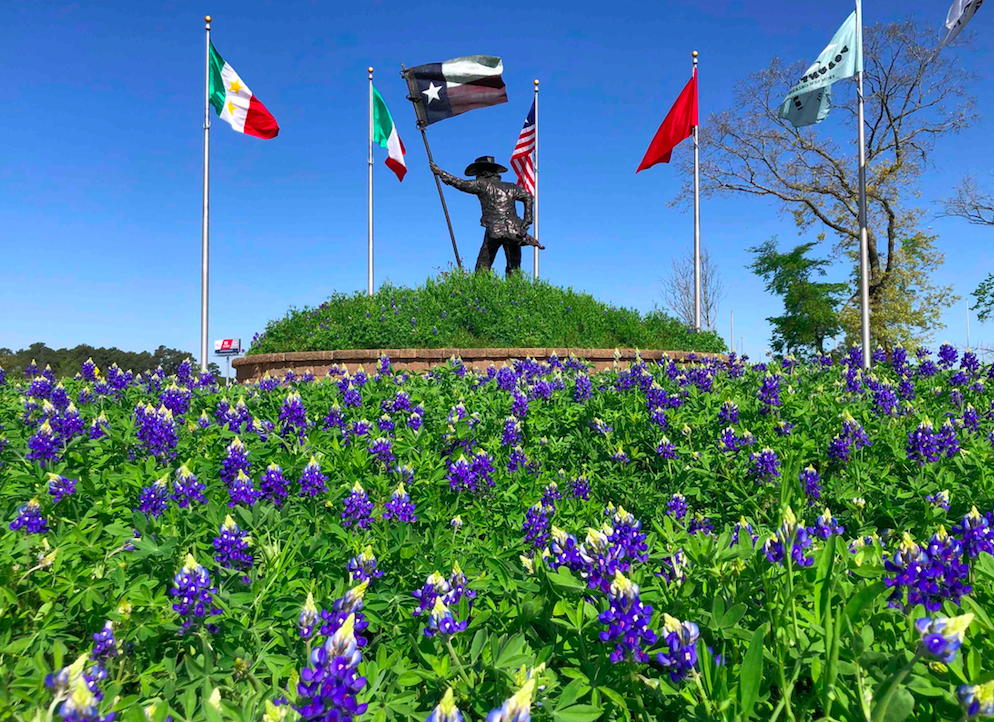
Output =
[{"x1": 511, "y1": 100, "x2": 536, "y2": 194}]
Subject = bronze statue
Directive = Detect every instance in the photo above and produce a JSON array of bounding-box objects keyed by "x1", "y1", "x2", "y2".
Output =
[{"x1": 430, "y1": 155, "x2": 544, "y2": 275}]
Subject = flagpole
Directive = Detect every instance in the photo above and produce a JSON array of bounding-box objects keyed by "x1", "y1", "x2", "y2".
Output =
[
  {"x1": 533, "y1": 78, "x2": 540, "y2": 280},
  {"x1": 692, "y1": 50, "x2": 701, "y2": 332},
  {"x1": 201, "y1": 15, "x2": 212, "y2": 372},
  {"x1": 855, "y1": 0, "x2": 871, "y2": 369},
  {"x1": 368, "y1": 67, "x2": 375, "y2": 296},
  {"x1": 400, "y1": 64, "x2": 463, "y2": 271}
]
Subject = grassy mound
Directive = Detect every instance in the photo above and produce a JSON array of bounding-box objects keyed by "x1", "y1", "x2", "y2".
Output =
[{"x1": 248, "y1": 272, "x2": 725, "y2": 354}]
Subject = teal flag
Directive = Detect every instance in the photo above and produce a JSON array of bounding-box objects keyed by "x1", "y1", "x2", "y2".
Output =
[{"x1": 778, "y1": 9, "x2": 862, "y2": 128}]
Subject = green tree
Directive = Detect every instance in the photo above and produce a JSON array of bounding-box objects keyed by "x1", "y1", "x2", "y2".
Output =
[
  {"x1": 681, "y1": 19, "x2": 969, "y2": 348},
  {"x1": 749, "y1": 240, "x2": 848, "y2": 356}
]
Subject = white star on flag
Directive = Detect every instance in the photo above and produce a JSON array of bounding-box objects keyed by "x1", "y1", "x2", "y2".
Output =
[{"x1": 422, "y1": 82, "x2": 442, "y2": 104}]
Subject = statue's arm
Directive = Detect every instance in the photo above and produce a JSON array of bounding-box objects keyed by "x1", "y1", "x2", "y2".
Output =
[
  {"x1": 429, "y1": 162, "x2": 478, "y2": 193},
  {"x1": 517, "y1": 187, "x2": 534, "y2": 228}
]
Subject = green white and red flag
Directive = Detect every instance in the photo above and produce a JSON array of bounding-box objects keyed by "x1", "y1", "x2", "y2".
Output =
[
  {"x1": 372, "y1": 86, "x2": 407, "y2": 181},
  {"x1": 208, "y1": 43, "x2": 279, "y2": 139}
]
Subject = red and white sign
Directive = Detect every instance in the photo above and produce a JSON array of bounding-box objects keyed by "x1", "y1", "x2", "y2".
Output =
[{"x1": 214, "y1": 338, "x2": 242, "y2": 355}]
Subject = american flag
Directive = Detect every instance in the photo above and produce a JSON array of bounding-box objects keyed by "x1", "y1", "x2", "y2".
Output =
[{"x1": 510, "y1": 100, "x2": 536, "y2": 194}]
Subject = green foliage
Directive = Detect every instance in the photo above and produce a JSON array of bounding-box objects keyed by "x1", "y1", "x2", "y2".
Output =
[
  {"x1": 248, "y1": 271, "x2": 725, "y2": 354},
  {"x1": 748, "y1": 240, "x2": 847, "y2": 355},
  {"x1": 2, "y1": 355, "x2": 994, "y2": 721},
  {"x1": 0, "y1": 342, "x2": 206, "y2": 380},
  {"x1": 972, "y1": 273, "x2": 994, "y2": 322}
]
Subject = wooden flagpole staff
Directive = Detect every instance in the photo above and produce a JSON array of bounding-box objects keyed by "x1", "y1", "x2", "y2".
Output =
[{"x1": 400, "y1": 64, "x2": 463, "y2": 270}]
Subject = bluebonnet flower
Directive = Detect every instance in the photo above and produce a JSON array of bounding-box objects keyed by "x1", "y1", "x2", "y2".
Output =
[
  {"x1": 511, "y1": 389, "x2": 529, "y2": 418},
  {"x1": 763, "y1": 507, "x2": 813, "y2": 567},
  {"x1": 28, "y1": 375, "x2": 54, "y2": 400},
  {"x1": 90, "y1": 621, "x2": 119, "y2": 661},
  {"x1": 295, "y1": 613, "x2": 367, "y2": 722},
  {"x1": 748, "y1": 447, "x2": 781, "y2": 484},
  {"x1": 649, "y1": 406, "x2": 668, "y2": 429},
  {"x1": 657, "y1": 548, "x2": 691, "y2": 584},
  {"x1": 258, "y1": 372, "x2": 280, "y2": 392},
  {"x1": 655, "y1": 436, "x2": 677, "y2": 459},
  {"x1": 892, "y1": 345, "x2": 908, "y2": 374},
  {"x1": 871, "y1": 346, "x2": 887, "y2": 364},
  {"x1": 718, "y1": 400, "x2": 739, "y2": 425},
  {"x1": 448, "y1": 455, "x2": 476, "y2": 492},
  {"x1": 322, "y1": 402, "x2": 345, "y2": 432},
  {"x1": 774, "y1": 419, "x2": 794, "y2": 437},
  {"x1": 220, "y1": 436, "x2": 251, "y2": 486},
  {"x1": 394, "y1": 463, "x2": 415, "y2": 485},
  {"x1": 496, "y1": 366, "x2": 517, "y2": 391},
  {"x1": 450, "y1": 515, "x2": 463, "y2": 531},
  {"x1": 508, "y1": 446, "x2": 528, "y2": 473},
  {"x1": 77, "y1": 386, "x2": 94, "y2": 406},
  {"x1": 667, "y1": 493, "x2": 688, "y2": 521},
  {"x1": 757, "y1": 373, "x2": 782, "y2": 415},
  {"x1": 278, "y1": 391, "x2": 308, "y2": 436},
  {"x1": 342, "y1": 382, "x2": 362, "y2": 408},
  {"x1": 412, "y1": 571, "x2": 453, "y2": 618},
  {"x1": 50, "y1": 383, "x2": 71, "y2": 410},
  {"x1": 963, "y1": 404, "x2": 981, "y2": 433},
  {"x1": 193, "y1": 410, "x2": 211, "y2": 429},
  {"x1": 799, "y1": 466, "x2": 822, "y2": 503},
  {"x1": 299, "y1": 456, "x2": 328, "y2": 497},
  {"x1": 341, "y1": 482, "x2": 374, "y2": 529},
  {"x1": 383, "y1": 482, "x2": 417, "y2": 523},
  {"x1": 569, "y1": 474, "x2": 590, "y2": 500},
  {"x1": 408, "y1": 411, "x2": 423, "y2": 431},
  {"x1": 916, "y1": 614, "x2": 973, "y2": 663},
  {"x1": 731, "y1": 517, "x2": 758, "y2": 547},
  {"x1": 598, "y1": 571, "x2": 657, "y2": 663},
  {"x1": 872, "y1": 382, "x2": 899, "y2": 416},
  {"x1": 10, "y1": 498, "x2": 49, "y2": 534},
  {"x1": 299, "y1": 592, "x2": 319, "y2": 640},
  {"x1": 502, "y1": 416, "x2": 522, "y2": 447},
  {"x1": 540, "y1": 482, "x2": 562, "y2": 509},
  {"x1": 937, "y1": 418, "x2": 960, "y2": 458},
  {"x1": 589, "y1": 417, "x2": 613, "y2": 436},
  {"x1": 347, "y1": 546, "x2": 383, "y2": 584},
  {"x1": 814, "y1": 508, "x2": 844, "y2": 539},
  {"x1": 344, "y1": 419, "x2": 373, "y2": 445},
  {"x1": 318, "y1": 579, "x2": 370, "y2": 645},
  {"x1": 688, "y1": 513, "x2": 715, "y2": 536},
  {"x1": 576, "y1": 525, "x2": 625, "y2": 594},
  {"x1": 259, "y1": 462, "x2": 289, "y2": 508},
  {"x1": 228, "y1": 469, "x2": 262, "y2": 507},
  {"x1": 171, "y1": 465, "x2": 207, "y2": 508},
  {"x1": 425, "y1": 689, "x2": 463, "y2": 722},
  {"x1": 486, "y1": 670, "x2": 540, "y2": 722},
  {"x1": 523, "y1": 503, "x2": 553, "y2": 548},
  {"x1": 170, "y1": 554, "x2": 221, "y2": 634},
  {"x1": 828, "y1": 412, "x2": 870, "y2": 466},
  {"x1": 48, "y1": 473, "x2": 77, "y2": 503},
  {"x1": 952, "y1": 507, "x2": 994, "y2": 558},
  {"x1": 47, "y1": 660, "x2": 115, "y2": 722},
  {"x1": 53, "y1": 403, "x2": 84, "y2": 441},
  {"x1": 28, "y1": 420, "x2": 61, "y2": 464},
  {"x1": 159, "y1": 383, "x2": 191, "y2": 418},
  {"x1": 610, "y1": 445, "x2": 629, "y2": 463},
  {"x1": 133, "y1": 403, "x2": 178, "y2": 460},
  {"x1": 136, "y1": 476, "x2": 170, "y2": 519},
  {"x1": 962, "y1": 350, "x2": 981, "y2": 376},
  {"x1": 927, "y1": 489, "x2": 950, "y2": 512},
  {"x1": 958, "y1": 681, "x2": 994, "y2": 719},
  {"x1": 656, "y1": 614, "x2": 700, "y2": 682},
  {"x1": 80, "y1": 357, "x2": 97, "y2": 381},
  {"x1": 425, "y1": 597, "x2": 468, "y2": 638},
  {"x1": 213, "y1": 514, "x2": 253, "y2": 582},
  {"x1": 938, "y1": 342, "x2": 959, "y2": 369},
  {"x1": 377, "y1": 413, "x2": 395, "y2": 433},
  {"x1": 367, "y1": 436, "x2": 395, "y2": 466},
  {"x1": 885, "y1": 529, "x2": 971, "y2": 612},
  {"x1": 907, "y1": 418, "x2": 940, "y2": 466}
]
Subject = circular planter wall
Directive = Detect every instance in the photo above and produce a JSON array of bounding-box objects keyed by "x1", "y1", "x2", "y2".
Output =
[{"x1": 232, "y1": 348, "x2": 725, "y2": 383}]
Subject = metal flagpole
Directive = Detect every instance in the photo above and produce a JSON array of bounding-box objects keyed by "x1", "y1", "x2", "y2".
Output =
[
  {"x1": 730, "y1": 309, "x2": 734, "y2": 353},
  {"x1": 401, "y1": 64, "x2": 463, "y2": 270},
  {"x1": 692, "y1": 50, "x2": 701, "y2": 332},
  {"x1": 855, "y1": 0, "x2": 871, "y2": 369},
  {"x1": 533, "y1": 78, "x2": 540, "y2": 279},
  {"x1": 201, "y1": 15, "x2": 212, "y2": 372},
  {"x1": 368, "y1": 67, "x2": 375, "y2": 295}
]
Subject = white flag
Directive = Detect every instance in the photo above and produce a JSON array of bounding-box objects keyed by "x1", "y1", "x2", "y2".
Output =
[{"x1": 939, "y1": 0, "x2": 984, "y2": 49}]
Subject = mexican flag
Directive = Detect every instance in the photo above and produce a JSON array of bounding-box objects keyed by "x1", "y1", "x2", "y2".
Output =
[
  {"x1": 372, "y1": 86, "x2": 407, "y2": 181},
  {"x1": 209, "y1": 43, "x2": 279, "y2": 139}
]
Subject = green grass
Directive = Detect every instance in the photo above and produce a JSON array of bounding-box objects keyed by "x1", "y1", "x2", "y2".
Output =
[{"x1": 248, "y1": 271, "x2": 726, "y2": 354}]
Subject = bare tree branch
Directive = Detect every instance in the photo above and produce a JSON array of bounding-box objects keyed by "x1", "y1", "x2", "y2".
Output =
[
  {"x1": 660, "y1": 247, "x2": 726, "y2": 331},
  {"x1": 939, "y1": 175, "x2": 994, "y2": 226}
]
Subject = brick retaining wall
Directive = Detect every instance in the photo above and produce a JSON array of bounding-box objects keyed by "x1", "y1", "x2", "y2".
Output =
[{"x1": 232, "y1": 348, "x2": 725, "y2": 383}]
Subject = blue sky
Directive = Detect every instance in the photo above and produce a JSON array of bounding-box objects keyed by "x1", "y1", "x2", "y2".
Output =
[{"x1": 3, "y1": 0, "x2": 992, "y2": 366}]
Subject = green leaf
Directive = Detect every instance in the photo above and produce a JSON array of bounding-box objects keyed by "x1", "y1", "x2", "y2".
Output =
[
  {"x1": 553, "y1": 704, "x2": 603, "y2": 722},
  {"x1": 845, "y1": 581, "x2": 885, "y2": 622},
  {"x1": 739, "y1": 624, "x2": 766, "y2": 721},
  {"x1": 720, "y1": 603, "x2": 748, "y2": 630},
  {"x1": 556, "y1": 678, "x2": 590, "y2": 710},
  {"x1": 470, "y1": 629, "x2": 487, "y2": 664},
  {"x1": 881, "y1": 688, "x2": 914, "y2": 722},
  {"x1": 548, "y1": 567, "x2": 586, "y2": 593},
  {"x1": 396, "y1": 671, "x2": 422, "y2": 687}
]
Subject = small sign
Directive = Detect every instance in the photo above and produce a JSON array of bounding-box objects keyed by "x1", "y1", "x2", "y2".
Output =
[{"x1": 214, "y1": 339, "x2": 242, "y2": 356}]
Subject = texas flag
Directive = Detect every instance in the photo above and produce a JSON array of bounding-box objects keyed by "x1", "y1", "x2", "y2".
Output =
[{"x1": 405, "y1": 55, "x2": 507, "y2": 125}]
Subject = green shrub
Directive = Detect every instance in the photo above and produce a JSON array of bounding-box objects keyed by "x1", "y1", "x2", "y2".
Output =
[{"x1": 248, "y1": 271, "x2": 725, "y2": 354}]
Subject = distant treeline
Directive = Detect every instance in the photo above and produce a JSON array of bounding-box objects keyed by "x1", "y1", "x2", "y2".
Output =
[{"x1": 0, "y1": 342, "x2": 196, "y2": 379}]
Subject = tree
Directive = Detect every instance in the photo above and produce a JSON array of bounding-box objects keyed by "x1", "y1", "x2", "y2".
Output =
[
  {"x1": 941, "y1": 175, "x2": 994, "y2": 227},
  {"x1": 0, "y1": 343, "x2": 200, "y2": 379},
  {"x1": 660, "y1": 247, "x2": 725, "y2": 331},
  {"x1": 679, "y1": 19, "x2": 971, "y2": 349},
  {"x1": 749, "y1": 239, "x2": 848, "y2": 356}
]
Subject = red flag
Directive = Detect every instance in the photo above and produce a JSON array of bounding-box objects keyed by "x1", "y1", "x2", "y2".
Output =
[{"x1": 637, "y1": 69, "x2": 698, "y2": 173}]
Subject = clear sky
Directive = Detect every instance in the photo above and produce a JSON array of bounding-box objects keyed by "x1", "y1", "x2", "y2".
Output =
[{"x1": 3, "y1": 0, "x2": 992, "y2": 366}]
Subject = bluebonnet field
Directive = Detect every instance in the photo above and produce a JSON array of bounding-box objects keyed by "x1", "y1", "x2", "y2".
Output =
[{"x1": 3, "y1": 345, "x2": 994, "y2": 722}]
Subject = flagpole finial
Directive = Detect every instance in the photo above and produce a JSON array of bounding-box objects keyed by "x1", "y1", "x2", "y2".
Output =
[
  {"x1": 205, "y1": 15, "x2": 211, "y2": 23},
  {"x1": 692, "y1": 50, "x2": 698, "y2": 58},
  {"x1": 368, "y1": 66, "x2": 374, "y2": 79},
  {"x1": 534, "y1": 79, "x2": 539, "y2": 92}
]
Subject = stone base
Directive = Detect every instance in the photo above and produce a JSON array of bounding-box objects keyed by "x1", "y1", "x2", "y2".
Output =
[{"x1": 232, "y1": 348, "x2": 725, "y2": 384}]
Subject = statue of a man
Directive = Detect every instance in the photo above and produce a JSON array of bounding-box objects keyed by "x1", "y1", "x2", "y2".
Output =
[{"x1": 430, "y1": 155, "x2": 544, "y2": 275}]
